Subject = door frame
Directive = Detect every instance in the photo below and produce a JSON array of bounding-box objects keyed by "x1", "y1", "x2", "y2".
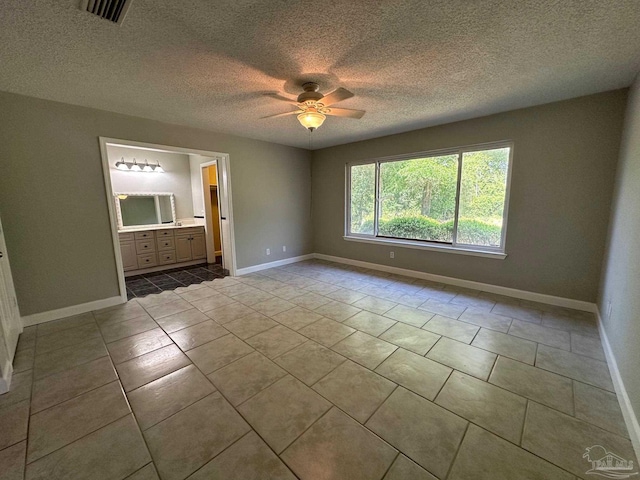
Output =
[
  {"x1": 0, "y1": 214, "x2": 22, "y2": 393},
  {"x1": 200, "y1": 160, "x2": 221, "y2": 265},
  {"x1": 99, "y1": 137, "x2": 238, "y2": 303}
]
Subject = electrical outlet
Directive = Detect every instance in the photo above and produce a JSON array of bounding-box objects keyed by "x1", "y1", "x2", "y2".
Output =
[
  {"x1": 266, "y1": 248, "x2": 271, "y2": 256},
  {"x1": 390, "y1": 251, "x2": 395, "y2": 259},
  {"x1": 282, "y1": 245, "x2": 286, "y2": 252}
]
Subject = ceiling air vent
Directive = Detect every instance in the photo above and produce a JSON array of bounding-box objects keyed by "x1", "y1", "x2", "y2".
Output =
[{"x1": 81, "y1": 0, "x2": 132, "y2": 25}]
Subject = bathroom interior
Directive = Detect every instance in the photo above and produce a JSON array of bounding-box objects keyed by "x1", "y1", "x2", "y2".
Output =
[{"x1": 106, "y1": 143, "x2": 227, "y2": 299}]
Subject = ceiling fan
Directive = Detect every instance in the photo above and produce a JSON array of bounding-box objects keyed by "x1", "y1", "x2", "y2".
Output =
[{"x1": 263, "y1": 82, "x2": 365, "y2": 131}]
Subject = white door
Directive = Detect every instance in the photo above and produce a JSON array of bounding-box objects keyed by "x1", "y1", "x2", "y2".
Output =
[{"x1": 0, "y1": 215, "x2": 22, "y2": 392}]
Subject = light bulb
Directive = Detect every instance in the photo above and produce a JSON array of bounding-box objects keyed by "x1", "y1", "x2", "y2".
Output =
[
  {"x1": 142, "y1": 160, "x2": 153, "y2": 172},
  {"x1": 297, "y1": 111, "x2": 326, "y2": 131},
  {"x1": 130, "y1": 159, "x2": 142, "y2": 172},
  {"x1": 154, "y1": 163, "x2": 164, "y2": 173},
  {"x1": 115, "y1": 158, "x2": 129, "y2": 170}
]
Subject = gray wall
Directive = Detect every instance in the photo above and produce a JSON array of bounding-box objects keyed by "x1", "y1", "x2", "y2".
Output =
[
  {"x1": 107, "y1": 145, "x2": 194, "y2": 221},
  {"x1": 598, "y1": 75, "x2": 640, "y2": 428},
  {"x1": 312, "y1": 90, "x2": 627, "y2": 302},
  {"x1": 0, "y1": 91, "x2": 313, "y2": 316}
]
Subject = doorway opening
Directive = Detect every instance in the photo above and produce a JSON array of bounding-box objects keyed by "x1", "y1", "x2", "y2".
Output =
[{"x1": 99, "y1": 138, "x2": 237, "y2": 303}]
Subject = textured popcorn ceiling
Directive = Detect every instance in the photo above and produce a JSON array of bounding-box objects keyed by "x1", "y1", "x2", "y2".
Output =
[{"x1": 1, "y1": 1, "x2": 639, "y2": 149}]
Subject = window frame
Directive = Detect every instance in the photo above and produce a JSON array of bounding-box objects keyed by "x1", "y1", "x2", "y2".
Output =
[{"x1": 344, "y1": 140, "x2": 514, "y2": 259}]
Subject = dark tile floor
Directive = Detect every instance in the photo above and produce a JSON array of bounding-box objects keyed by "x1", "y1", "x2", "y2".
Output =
[{"x1": 125, "y1": 263, "x2": 226, "y2": 299}]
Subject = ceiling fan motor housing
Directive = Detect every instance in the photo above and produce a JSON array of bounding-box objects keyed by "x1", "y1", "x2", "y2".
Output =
[{"x1": 297, "y1": 82, "x2": 324, "y2": 104}]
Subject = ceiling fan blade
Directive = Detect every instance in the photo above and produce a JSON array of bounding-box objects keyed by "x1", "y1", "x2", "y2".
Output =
[
  {"x1": 325, "y1": 107, "x2": 365, "y2": 119},
  {"x1": 320, "y1": 87, "x2": 354, "y2": 106},
  {"x1": 261, "y1": 110, "x2": 301, "y2": 119},
  {"x1": 264, "y1": 92, "x2": 299, "y2": 105}
]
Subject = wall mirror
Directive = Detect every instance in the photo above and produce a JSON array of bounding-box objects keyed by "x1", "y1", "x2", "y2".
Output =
[{"x1": 115, "y1": 193, "x2": 176, "y2": 229}]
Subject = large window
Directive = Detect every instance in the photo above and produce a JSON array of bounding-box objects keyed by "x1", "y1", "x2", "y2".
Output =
[{"x1": 347, "y1": 142, "x2": 512, "y2": 254}]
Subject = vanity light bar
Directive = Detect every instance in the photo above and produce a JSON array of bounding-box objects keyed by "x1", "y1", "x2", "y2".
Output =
[{"x1": 114, "y1": 157, "x2": 164, "y2": 173}]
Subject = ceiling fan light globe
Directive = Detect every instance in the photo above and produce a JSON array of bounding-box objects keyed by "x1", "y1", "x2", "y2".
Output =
[{"x1": 298, "y1": 111, "x2": 326, "y2": 131}]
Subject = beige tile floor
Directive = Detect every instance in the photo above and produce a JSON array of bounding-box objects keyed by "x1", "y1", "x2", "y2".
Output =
[{"x1": 0, "y1": 259, "x2": 637, "y2": 480}]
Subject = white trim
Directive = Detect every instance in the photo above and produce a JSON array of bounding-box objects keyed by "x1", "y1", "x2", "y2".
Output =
[
  {"x1": 21, "y1": 296, "x2": 123, "y2": 327},
  {"x1": 235, "y1": 251, "x2": 594, "y2": 312},
  {"x1": 314, "y1": 253, "x2": 595, "y2": 312},
  {"x1": 99, "y1": 138, "x2": 128, "y2": 304},
  {"x1": 0, "y1": 360, "x2": 13, "y2": 394},
  {"x1": 194, "y1": 155, "x2": 237, "y2": 275},
  {"x1": 217, "y1": 154, "x2": 237, "y2": 276},
  {"x1": 100, "y1": 138, "x2": 227, "y2": 158},
  {"x1": 199, "y1": 160, "x2": 219, "y2": 266},
  {"x1": 236, "y1": 254, "x2": 315, "y2": 276},
  {"x1": 345, "y1": 140, "x2": 513, "y2": 253},
  {"x1": 114, "y1": 192, "x2": 177, "y2": 230},
  {"x1": 595, "y1": 308, "x2": 640, "y2": 459},
  {"x1": 343, "y1": 235, "x2": 507, "y2": 259},
  {"x1": 99, "y1": 138, "x2": 238, "y2": 297}
]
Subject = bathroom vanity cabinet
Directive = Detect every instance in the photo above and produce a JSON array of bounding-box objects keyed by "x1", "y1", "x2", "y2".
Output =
[{"x1": 118, "y1": 225, "x2": 206, "y2": 275}]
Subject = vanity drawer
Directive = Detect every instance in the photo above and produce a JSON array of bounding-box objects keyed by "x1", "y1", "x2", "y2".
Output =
[
  {"x1": 134, "y1": 231, "x2": 155, "y2": 240},
  {"x1": 136, "y1": 239, "x2": 156, "y2": 253},
  {"x1": 156, "y1": 237, "x2": 175, "y2": 251},
  {"x1": 158, "y1": 251, "x2": 176, "y2": 265},
  {"x1": 137, "y1": 253, "x2": 157, "y2": 268},
  {"x1": 119, "y1": 232, "x2": 135, "y2": 242},
  {"x1": 174, "y1": 227, "x2": 203, "y2": 237},
  {"x1": 156, "y1": 229, "x2": 174, "y2": 238}
]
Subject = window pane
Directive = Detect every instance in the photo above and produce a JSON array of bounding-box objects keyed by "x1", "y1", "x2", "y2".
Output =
[
  {"x1": 349, "y1": 163, "x2": 376, "y2": 235},
  {"x1": 379, "y1": 155, "x2": 459, "y2": 242},
  {"x1": 458, "y1": 147, "x2": 510, "y2": 247}
]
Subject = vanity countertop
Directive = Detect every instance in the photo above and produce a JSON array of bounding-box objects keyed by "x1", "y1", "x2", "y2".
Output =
[{"x1": 118, "y1": 223, "x2": 204, "y2": 234}]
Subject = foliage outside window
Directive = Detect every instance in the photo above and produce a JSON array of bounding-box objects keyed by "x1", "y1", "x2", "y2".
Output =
[{"x1": 347, "y1": 143, "x2": 512, "y2": 252}]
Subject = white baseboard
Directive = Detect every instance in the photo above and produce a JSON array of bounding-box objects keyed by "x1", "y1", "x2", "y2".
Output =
[
  {"x1": 21, "y1": 296, "x2": 124, "y2": 327},
  {"x1": 235, "y1": 254, "x2": 315, "y2": 276},
  {"x1": 595, "y1": 308, "x2": 640, "y2": 459},
  {"x1": 314, "y1": 253, "x2": 596, "y2": 312}
]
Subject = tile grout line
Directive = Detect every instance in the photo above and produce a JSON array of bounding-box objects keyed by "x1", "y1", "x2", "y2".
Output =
[
  {"x1": 126, "y1": 264, "x2": 226, "y2": 298},
  {"x1": 93, "y1": 314, "x2": 164, "y2": 476},
  {"x1": 24, "y1": 407, "x2": 132, "y2": 467},
  {"x1": 362, "y1": 384, "x2": 399, "y2": 425},
  {"x1": 443, "y1": 421, "x2": 470, "y2": 480},
  {"x1": 9, "y1": 260, "x2": 614, "y2": 479},
  {"x1": 520, "y1": 399, "x2": 530, "y2": 446},
  {"x1": 30, "y1": 340, "x2": 111, "y2": 383},
  {"x1": 184, "y1": 287, "x2": 409, "y2": 473},
  {"x1": 183, "y1": 365, "x2": 304, "y2": 477},
  {"x1": 124, "y1": 462, "x2": 157, "y2": 479},
  {"x1": 30, "y1": 361, "x2": 119, "y2": 415},
  {"x1": 517, "y1": 399, "x2": 600, "y2": 479},
  {"x1": 379, "y1": 451, "x2": 401, "y2": 479}
]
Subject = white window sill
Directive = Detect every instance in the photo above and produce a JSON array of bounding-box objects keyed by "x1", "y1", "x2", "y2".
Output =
[{"x1": 343, "y1": 235, "x2": 507, "y2": 259}]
